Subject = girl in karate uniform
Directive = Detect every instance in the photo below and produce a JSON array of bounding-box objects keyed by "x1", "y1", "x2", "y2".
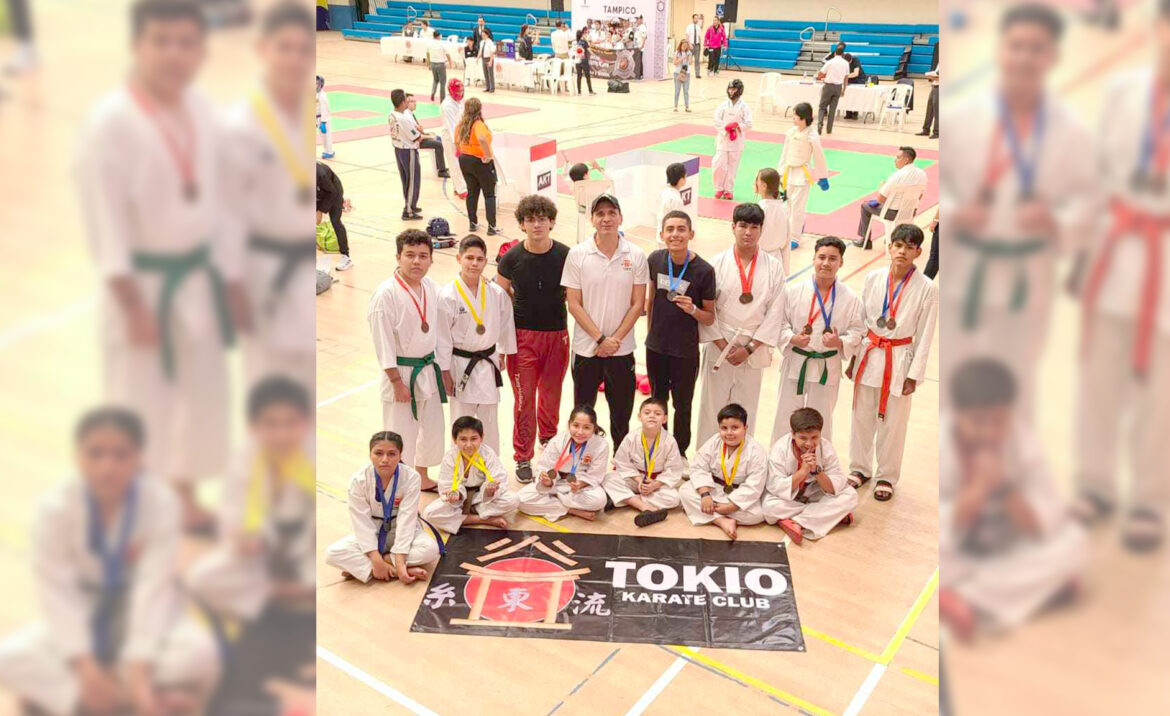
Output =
[
  {"x1": 517, "y1": 405, "x2": 609, "y2": 521},
  {"x1": 712, "y1": 79, "x2": 753, "y2": 200},
  {"x1": 777, "y1": 102, "x2": 830, "y2": 246},
  {"x1": 602, "y1": 397, "x2": 684, "y2": 527},
  {"x1": 679, "y1": 403, "x2": 769, "y2": 540},
  {"x1": 755, "y1": 168, "x2": 792, "y2": 275},
  {"x1": 324, "y1": 431, "x2": 442, "y2": 584},
  {"x1": 422, "y1": 416, "x2": 519, "y2": 533}
]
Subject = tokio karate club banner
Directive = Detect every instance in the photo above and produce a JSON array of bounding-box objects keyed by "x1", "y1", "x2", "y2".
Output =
[
  {"x1": 571, "y1": 0, "x2": 670, "y2": 81},
  {"x1": 411, "y1": 529, "x2": 805, "y2": 651}
]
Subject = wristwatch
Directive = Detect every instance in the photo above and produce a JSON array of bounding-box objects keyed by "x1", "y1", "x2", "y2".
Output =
[
  {"x1": 596, "y1": 334, "x2": 608, "y2": 345},
  {"x1": 744, "y1": 342, "x2": 755, "y2": 355}
]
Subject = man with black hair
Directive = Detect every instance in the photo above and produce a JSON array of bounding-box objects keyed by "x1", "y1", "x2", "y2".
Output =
[
  {"x1": 816, "y1": 46, "x2": 850, "y2": 134},
  {"x1": 389, "y1": 88, "x2": 424, "y2": 220},
  {"x1": 856, "y1": 146, "x2": 928, "y2": 248},
  {"x1": 696, "y1": 204, "x2": 787, "y2": 445}
]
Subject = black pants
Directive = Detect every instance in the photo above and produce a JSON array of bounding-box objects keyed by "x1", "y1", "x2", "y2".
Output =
[
  {"x1": 459, "y1": 153, "x2": 497, "y2": 227},
  {"x1": 430, "y1": 62, "x2": 447, "y2": 101},
  {"x1": 706, "y1": 47, "x2": 722, "y2": 74},
  {"x1": 634, "y1": 48, "x2": 643, "y2": 79},
  {"x1": 924, "y1": 224, "x2": 939, "y2": 279},
  {"x1": 324, "y1": 203, "x2": 350, "y2": 256},
  {"x1": 393, "y1": 147, "x2": 420, "y2": 215},
  {"x1": 7, "y1": 0, "x2": 31, "y2": 40},
  {"x1": 818, "y1": 83, "x2": 843, "y2": 133},
  {"x1": 572, "y1": 353, "x2": 636, "y2": 447},
  {"x1": 576, "y1": 62, "x2": 593, "y2": 93},
  {"x1": 858, "y1": 202, "x2": 898, "y2": 242},
  {"x1": 483, "y1": 57, "x2": 495, "y2": 92},
  {"x1": 922, "y1": 84, "x2": 939, "y2": 135},
  {"x1": 418, "y1": 136, "x2": 448, "y2": 175},
  {"x1": 646, "y1": 348, "x2": 699, "y2": 455}
]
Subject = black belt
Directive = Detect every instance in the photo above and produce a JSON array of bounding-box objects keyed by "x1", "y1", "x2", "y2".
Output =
[
  {"x1": 453, "y1": 345, "x2": 502, "y2": 393},
  {"x1": 249, "y1": 235, "x2": 316, "y2": 313}
]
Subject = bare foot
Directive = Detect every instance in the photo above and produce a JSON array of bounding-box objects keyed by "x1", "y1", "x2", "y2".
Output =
[
  {"x1": 485, "y1": 516, "x2": 509, "y2": 529},
  {"x1": 340, "y1": 571, "x2": 354, "y2": 579},
  {"x1": 407, "y1": 566, "x2": 428, "y2": 580},
  {"x1": 626, "y1": 496, "x2": 650, "y2": 512},
  {"x1": 567, "y1": 508, "x2": 597, "y2": 521},
  {"x1": 713, "y1": 516, "x2": 738, "y2": 540}
]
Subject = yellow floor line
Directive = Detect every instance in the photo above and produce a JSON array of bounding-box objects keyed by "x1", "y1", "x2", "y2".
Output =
[
  {"x1": 800, "y1": 626, "x2": 885, "y2": 664},
  {"x1": 879, "y1": 566, "x2": 939, "y2": 664},
  {"x1": 666, "y1": 646, "x2": 839, "y2": 716},
  {"x1": 899, "y1": 667, "x2": 938, "y2": 686},
  {"x1": 523, "y1": 514, "x2": 571, "y2": 533}
]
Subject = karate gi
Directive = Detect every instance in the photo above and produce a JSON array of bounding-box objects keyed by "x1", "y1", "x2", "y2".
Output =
[
  {"x1": 778, "y1": 124, "x2": 829, "y2": 242},
  {"x1": 758, "y1": 197, "x2": 791, "y2": 274},
  {"x1": 421, "y1": 444, "x2": 519, "y2": 533},
  {"x1": 712, "y1": 98, "x2": 754, "y2": 196},
  {"x1": 324, "y1": 463, "x2": 441, "y2": 583},
  {"x1": 440, "y1": 95, "x2": 468, "y2": 195},
  {"x1": 849, "y1": 267, "x2": 938, "y2": 484},
  {"x1": 1075, "y1": 70, "x2": 1170, "y2": 514},
  {"x1": 941, "y1": 417, "x2": 1086, "y2": 631},
  {"x1": 76, "y1": 86, "x2": 233, "y2": 485},
  {"x1": 436, "y1": 276, "x2": 516, "y2": 456},
  {"x1": 602, "y1": 429, "x2": 684, "y2": 512},
  {"x1": 0, "y1": 481, "x2": 219, "y2": 716},
  {"x1": 185, "y1": 443, "x2": 316, "y2": 620},
  {"x1": 316, "y1": 86, "x2": 334, "y2": 156},
  {"x1": 940, "y1": 90, "x2": 1095, "y2": 414},
  {"x1": 221, "y1": 89, "x2": 317, "y2": 393},
  {"x1": 679, "y1": 434, "x2": 768, "y2": 526},
  {"x1": 369, "y1": 273, "x2": 451, "y2": 468},
  {"x1": 762, "y1": 434, "x2": 858, "y2": 539},
  {"x1": 696, "y1": 248, "x2": 787, "y2": 445},
  {"x1": 773, "y1": 278, "x2": 865, "y2": 444},
  {"x1": 516, "y1": 432, "x2": 609, "y2": 520}
]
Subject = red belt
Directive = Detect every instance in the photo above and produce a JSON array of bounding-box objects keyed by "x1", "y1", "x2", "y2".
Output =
[
  {"x1": 1082, "y1": 200, "x2": 1170, "y2": 377},
  {"x1": 853, "y1": 329, "x2": 913, "y2": 420}
]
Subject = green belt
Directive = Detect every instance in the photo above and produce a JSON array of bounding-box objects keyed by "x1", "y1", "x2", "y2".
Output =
[
  {"x1": 248, "y1": 235, "x2": 316, "y2": 313},
  {"x1": 955, "y1": 232, "x2": 1048, "y2": 331},
  {"x1": 396, "y1": 352, "x2": 448, "y2": 420},
  {"x1": 793, "y1": 347, "x2": 838, "y2": 395},
  {"x1": 132, "y1": 244, "x2": 235, "y2": 381}
]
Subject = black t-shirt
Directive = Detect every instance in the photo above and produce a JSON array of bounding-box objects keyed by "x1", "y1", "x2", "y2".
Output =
[
  {"x1": 497, "y1": 240, "x2": 572, "y2": 331},
  {"x1": 645, "y1": 249, "x2": 716, "y2": 358},
  {"x1": 316, "y1": 162, "x2": 343, "y2": 211}
]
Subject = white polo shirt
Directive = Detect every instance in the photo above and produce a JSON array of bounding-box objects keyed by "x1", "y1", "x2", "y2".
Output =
[
  {"x1": 821, "y1": 55, "x2": 851, "y2": 85},
  {"x1": 551, "y1": 28, "x2": 571, "y2": 55},
  {"x1": 561, "y1": 236, "x2": 649, "y2": 358},
  {"x1": 879, "y1": 163, "x2": 928, "y2": 197}
]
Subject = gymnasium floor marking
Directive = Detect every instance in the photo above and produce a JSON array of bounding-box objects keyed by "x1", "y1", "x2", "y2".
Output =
[
  {"x1": 663, "y1": 645, "x2": 838, "y2": 716},
  {"x1": 624, "y1": 648, "x2": 694, "y2": 716},
  {"x1": 317, "y1": 645, "x2": 443, "y2": 716},
  {"x1": 0, "y1": 297, "x2": 95, "y2": 351},
  {"x1": 546, "y1": 647, "x2": 622, "y2": 716}
]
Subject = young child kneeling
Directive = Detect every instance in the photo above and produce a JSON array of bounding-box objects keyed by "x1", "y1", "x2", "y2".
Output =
[
  {"x1": 325, "y1": 431, "x2": 442, "y2": 584},
  {"x1": 679, "y1": 403, "x2": 769, "y2": 540},
  {"x1": 603, "y1": 397, "x2": 684, "y2": 527},
  {"x1": 423, "y1": 416, "x2": 518, "y2": 532},
  {"x1": 763, "y1": 407, "x2": 858, "y2": 544},
  {"x1": 518, "y1": 405, "x2": 609, "y2": 521}
]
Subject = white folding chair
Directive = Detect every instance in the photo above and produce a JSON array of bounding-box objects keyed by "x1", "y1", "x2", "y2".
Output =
[
  {"x1": 878, "y1": 84, "x2": 913, "y2": 132},
  {"x1": 758, "y1": 72, "x2": 783, "y2": 114},
  {"x1": 864, "y1": 183, "x2": 926, "y2": 247},
  {"x1": 464, "y1": 58, "x2": 485, "y2": 87},
  {"x1": 541, "y1": 58, "x2": 562, "y2": 94}
]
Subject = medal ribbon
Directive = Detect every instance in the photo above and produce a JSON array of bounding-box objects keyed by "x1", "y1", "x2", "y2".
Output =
[
  {"x1": 1138, "y1": 86, "x2": 1170, "y2": 180},
  {"x1": 981, "y1": 99, "x2": 1044, "y2": 198},
  {"x1": 87, "y1": 478, "x2": 139, "y2": 663},
  {"x1": 454, "y1": 277, "x2": 486, "y2": 332},
  {"x1": 452, "y1": 451, "x2": 492, "y2": 493},
  {"x1": 667, "y1": 251, "x2": 692, "y2": 294},
  {"x1": 881, "y1": 267, "x2": 915, "y2": 326},
  {"x1": 250, "y1": 89, "x2": 315, "y2": 195},
  {"x1": 395, "y1": 272, "x2": 429, "y2": 328},
  {"x1": 374, "y1": 465, "x2": 400, "y2": 554},
  {"x1": 720, "y1": 442, "x2": 743, "y2": 488},
  {"x1": 129, "y1": 84, "x2": 197, "y2": 194},
  {"x1": 641, "y1": 431, "x2": 660, "y2": 481},
  {"x1": 807, "y1": 279, "x2": 836, "y2": 329},
  {"x1": 734, "y1": 251, "x2": 758, "y2": 297},
  {"x1": 554, "y1": 440, "x2": 588, "y2": 476}
]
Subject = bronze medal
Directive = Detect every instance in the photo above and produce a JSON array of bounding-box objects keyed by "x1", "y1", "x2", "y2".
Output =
[
  {"x1": 877, "y1": 316, "x2": 887, "y2": 329},
  {"x1": 823, "y1": 327, "x2": 833, "y2": 335},
  {"x1": 739, "y1": 292, "x2": 753, "y2": 304},
  {"x1": 475, "y1": 324, "x2": 486, "y2": 335},
  {"x1": 421, "y1": 321, "x2": 430, "y2": 333},
  {"x1": 667, "y1": 290, "x2": 680, "y2": 301},
  {"x1": 886, "y1": 317, "x2": 897, "y2": 330},
  {"x1": 802, "y1": 324, "x2": 813, "y2": 335}
]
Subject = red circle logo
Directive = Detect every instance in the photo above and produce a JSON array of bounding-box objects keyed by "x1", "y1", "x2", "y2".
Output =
[{"x1": 463, "y1": 557, "x2": 576, "y2": 623}]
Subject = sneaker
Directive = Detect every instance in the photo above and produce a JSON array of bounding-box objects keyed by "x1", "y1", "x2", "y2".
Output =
[
  {"x1": 456, "y1": 191, "x2": 469, "y2": 200},
  {"x1": 634, "y1": 508, "x2": 668, "y2": 527},
  {"x1": 335, "y1": 256, "x2": 354, "y2": 271},
  {"x1": 438, "y1": 169, "x2": 451, "y2": 178},
  {"x1": 409, "y1": 211, "x2": 423, "y2": 220},
  {"x1": 915, "y1": 130, "x2": 930, "y2": 136},
  {"x1": 487, "y1": 226, "x2": 499, "y2": 236},
  {"x1": 469, "y1": 223, "x2": 479, "y2": 232},
  {"x1": 516, "y1": 461, "x2": 534, "y2": 483},
  {"x1": 321, "y1": 152, "x2": 335, "y2": 159},
  {"x1": 674, "y1": 107, "x2": 679, "y2": 112},
  {"x1": 686, "y1": 107, "x2": 692, "y2": 112}
]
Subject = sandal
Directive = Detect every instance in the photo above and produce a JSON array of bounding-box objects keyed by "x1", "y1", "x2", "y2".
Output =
[
  {"x1": 1070, "y1": 491, "x2": 1114, "y2": 527},
  {"x1": 848, "y1": 471, "x2": 871, "y2": 490},
  {"x1": 1122, "y1": 509, "x2": 1163, "y2": 553},
  {"x1": 873, "y1": 480, "x2": 894, "y2": 502}
]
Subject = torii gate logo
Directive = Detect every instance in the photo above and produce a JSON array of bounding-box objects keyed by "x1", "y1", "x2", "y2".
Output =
[{"x1": 452, "y1": 535, "x2": 586, "y2": 631}]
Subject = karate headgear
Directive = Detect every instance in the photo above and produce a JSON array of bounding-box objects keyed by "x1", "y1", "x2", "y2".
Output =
[
  {"x1": 727, "y1": 79, "x2": 744, "y2": 101},
  {"x1": 448, "y1": 78, "x2": 464, "y2": 101}
]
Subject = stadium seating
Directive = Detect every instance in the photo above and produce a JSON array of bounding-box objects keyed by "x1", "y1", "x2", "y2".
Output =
[{"x1": 342, "y1": 1, "x2": 568, "y2": 45}]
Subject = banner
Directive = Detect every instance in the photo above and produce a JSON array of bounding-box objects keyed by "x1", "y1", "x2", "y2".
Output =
[
  {"x1": 571, "y1": 0, "x2": 670, "y2": 81},
  {"x1": 411, "y1": 529, "x2": 805, "y2": 651}
]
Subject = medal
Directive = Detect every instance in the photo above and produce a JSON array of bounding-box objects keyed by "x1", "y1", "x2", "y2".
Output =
[
  {"x1": 823, "y1": 327, "x2": 834, "y2": 335},
  {"x1": 396, "y1": 272, "x2": 431, "y2": 334},
  {"x1": 807, "y1": 278, "x2": 836, "y2": 334},
  {"x1": 642, "y1": 431, "x2": 659, "y2": 482},
  {"x1": 86, "y1": 479, "x2": 139, "y2": 664},
  {"x1": 734, "y1": 250, "x2": 758, "y2": 306},
  {"x1": 251, "y1": 89, "x2": 316, "y2": 205},
  {"x1": 879, "y1": 267, "x2": 914, "y2": 332},
  {"x1": 184, "y1": 183, "x2": 199, "y2": 202},
  {"x1": 877, "y1": 316, "x2": 887, "y2": 329},
  {"x1": 739, "y1": 292, "x2": 753, "y2": 304},
  {"x1": 374, "y1": 465, "x2": 400, "y2": 554},
  {"x1": 802, "y1": 324, "x2": 813, "y2": 335},
  {"x1": 667, "y1": 290, "x2": 680, "y2": 301},
  {"x1": 886, "y1": 318, "x2": 897, "y2": 329},
  {"x1": 130, "y1": 83, "x2": 198, "y2": 206},
  {"x1": 454, "y1": 276, "x2": 488, "y2": 337},
  {"x1": 476, "y1": 324, "x2": 486, "y2": 335},
  {"x1": 719, "y1": 441, "x2": 743, "y2": 488},
  {"x1": 554, "y1": 439, "x2": 588, "y2": 477},
  {"x1": 666, "y1": 251, "x2": 691, "y2": 304},
  {"x1": 991, "y1": 96, "x2": 1045, "y2": 204},
  {"x1": 421, "y1": 321, "x2": 430, "y2": 333}
]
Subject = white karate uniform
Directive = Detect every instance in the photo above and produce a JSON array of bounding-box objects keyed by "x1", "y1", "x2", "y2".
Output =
[
  {"x1": 941, "y1": 417, "x2": 1086, "y2": 631},
  {"x1": 849, "y1": 267, "x2": 938, "y2": 484},
  {"x1": 655, "y1": 186, "x2": 686, "y2": 246},
  {"x1": 436, "y1": 276, "x2": 516, "y2": 456},
  {"x1": 758, "y1": 197, "x2": 791, "y2": 274},
  {"x1": 422, "y1": 445, "x2": 519, "y2": 533},
  {"x1": 712, "y1": 98, "x2": 754, "y2": 195},
  {"x1": 517, "y1": 432, "x2": 609, "y2": 520},
  {"x1": 0, "y1": 481, "x2": 219, "y2": 716},
  {"x1": 324, "y1": 464, "x2": 441, "y2": 582},
  {"x1": 778, "y1": 124, "x2": 829, "y2": 242},
  {"x1": 602, "y1": 429, "x2": 684, "y2": 511},
  {"x1": 762, "y1": 434, "x2": 857, "y2": 539},
  {"x1": 220, "y1": 90, "x2": 317, "y2": 393},
  {"x1": 679, "y1": 434, "x2": 768, "y2": 526},
  {"x1": 369, "y1": 274, "x2": 452, "y2": 468},
  {"x1": 185, "y1": 444, "x2": 315, "y2": 620},
  {"x1": 76, "y1": 86, "x2": 232, "y2": 484},
  {"x1": 940, "y1": 90, "x2": 1095, "y2": 414},
  {"x1": 1074, "y1": 70, "x2": 1170, "y2": 512},
  {"x1": 440, "y1": 95, "x2": 468, "y2": 194},
  {"x1": 316, "y1": 87, "x2": 334, "y2": 155},
  {"x1": 773, "y1": 278, "x2": 865, "y2": 444},
  {"x1": 696, "y1": 248, "x2": 787, "y2": 444}
]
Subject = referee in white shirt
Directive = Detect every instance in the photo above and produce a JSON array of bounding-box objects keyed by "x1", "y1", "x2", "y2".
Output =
[
  {"x1": 633, "y1": 16, "x2": 648, "y2": 80},
  {"x1": 685, "y1": 14, "x2": 704, "y2": 78},
  {"x1": 551, "y1": 21, "x2": 571, "y2": 59},
  {"x1": 817, "y1": 47, "x2": 851, "y2": 134},
  {"x1": 856, "y1": 146, "x2": 927, "y2": 247},
  {"x1": 561, "y1": 193, "x2": 649, "y2": 446}
]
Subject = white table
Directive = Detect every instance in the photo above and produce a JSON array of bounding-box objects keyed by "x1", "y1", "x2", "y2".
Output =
[
  {"x1": 493, "y1": 57, "x2": 549, "y2": 91},
  {"x1": 380, "y1": 36, "x2": 465, "y2": 68},
  {"x1": 771, "y1": 81, "x2": 889, "y2": 121}
]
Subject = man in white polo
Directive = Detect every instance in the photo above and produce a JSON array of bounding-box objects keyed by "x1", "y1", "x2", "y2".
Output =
[
  {"x1": 816, "y1": 46, "x2": 851, "y2": 134},
  {"x1": 562, "y1": 193, "x2": 649, "y2": 446},
  {"x1": 855, "y1": 145, "x2": 928, "y2": 248},
  {"x1": 551, "y1": 20, "x2": 572, "y2": 60},
  {"x1": 633, "y1": 15, "x2": 648, "y2": 80}
]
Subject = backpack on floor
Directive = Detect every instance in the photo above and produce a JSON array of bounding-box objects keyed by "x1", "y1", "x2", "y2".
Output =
[
  {"x1": 316, "y1": 221, "x2": 339, "y2": 253},
  {"x1": 316, "y1": 269, "x2": 334, "y2": 295},
  {"x1": 607, "y1": 79, "x2": 629, "y2": 93},
  {"x1": 427, "y1": 217, "x2": 453, "y2": 238}
]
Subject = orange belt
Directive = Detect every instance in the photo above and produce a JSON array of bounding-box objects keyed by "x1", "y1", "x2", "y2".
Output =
[
  {"x1": 853, "y1": 329, "x2": 913, "y2": 420},
  {"x1": 1082, "y1": 200, "x2": 1170, "y2": 377}
]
